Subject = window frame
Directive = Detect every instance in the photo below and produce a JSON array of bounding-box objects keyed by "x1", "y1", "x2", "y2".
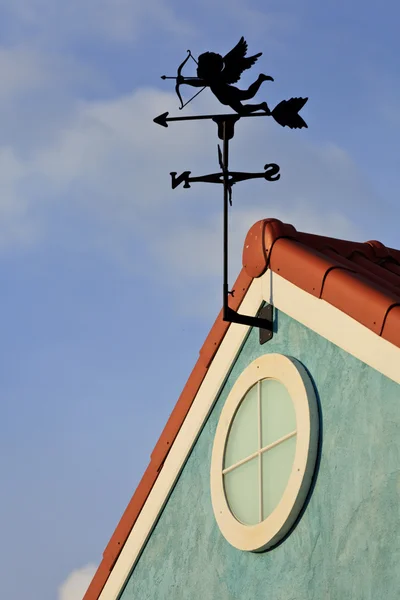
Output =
[{"x1": 210, "y1": 353, "x2": 319, "y2": 552}]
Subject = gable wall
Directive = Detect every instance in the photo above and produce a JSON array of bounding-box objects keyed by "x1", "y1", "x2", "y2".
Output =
[{"x1": 119, "y1": 309, "x2": 400, "y2": 600}]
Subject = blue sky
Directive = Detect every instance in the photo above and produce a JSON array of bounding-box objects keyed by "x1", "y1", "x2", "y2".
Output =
[{"x1": 0, "y1": 1, "x2": 399, "y2": 598}]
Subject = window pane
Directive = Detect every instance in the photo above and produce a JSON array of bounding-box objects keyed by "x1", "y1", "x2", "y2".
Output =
[
  {"x1": 224, "y1": 383, "x2": 258, "y2": 469},
  {"x1": 262, "y1": 436, "x2": 296, "y2": 520},
  {"x1": 224, "y1": 457, "x2": 259, "y2": 525},
  {"x1": 261, "y1": 379, "x2": 296, "y2": 447}
]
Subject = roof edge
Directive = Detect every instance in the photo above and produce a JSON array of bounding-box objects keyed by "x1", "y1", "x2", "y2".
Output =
[
  {"x1": 242, "y1": 218, "x2": 297, "y2": 278},
  {"x1": 83, "y1": 268, "x2": 253, "y2": 600}
]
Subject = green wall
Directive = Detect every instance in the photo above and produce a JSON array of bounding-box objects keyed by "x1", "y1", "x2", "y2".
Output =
[{"x1": 120, "y1": 310, "x2": 400, "y2": 600}]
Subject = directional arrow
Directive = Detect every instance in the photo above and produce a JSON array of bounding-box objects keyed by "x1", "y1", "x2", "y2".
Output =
[
  {"x1": 153, "y1": 111, "x2": 267, "y2": 128},
  {"x1": 153, "y1": 98, "x2": 308, "y2": 130}
]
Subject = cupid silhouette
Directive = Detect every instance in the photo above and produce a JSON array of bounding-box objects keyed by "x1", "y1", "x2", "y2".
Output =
[
  {"x1": 161, "y1": 37, "x2": 308, "y2": 128},
  {"x1": 178, "y1": 37, "x2": 272, "y2": 116}
]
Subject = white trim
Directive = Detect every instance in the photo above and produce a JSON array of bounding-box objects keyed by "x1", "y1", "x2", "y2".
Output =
[
  {"x1": 98, "y1": 279, "x2": 264, "y2": 600},
  {"x1": 257, "y1": 382, "x2": 262, "y2": 523},
  {"x1": 264, "y1": 271, "x2": 400, "y2": 385},
  {"x1": 210, "y1": 354, "x2": 319, "y2": 552},
  {"x1": 99, "y1": 268, "x2": 400, "y2": 600}
]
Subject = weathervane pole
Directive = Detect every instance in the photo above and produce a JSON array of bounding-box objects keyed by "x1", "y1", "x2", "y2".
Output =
[
  {"x1": 213, "y1": 116, "x2": 238, "y2": 318},
  {"x1": 222, "y1": 122, "x2": 229, "y2": 315}
]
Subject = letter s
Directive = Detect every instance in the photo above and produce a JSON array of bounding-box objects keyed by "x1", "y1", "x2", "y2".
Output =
[{"x1": 264, "y1": 163, "x2": 280, "y2": 182}]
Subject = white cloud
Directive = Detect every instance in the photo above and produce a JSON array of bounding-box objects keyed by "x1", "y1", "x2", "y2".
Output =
[
  {"x1": 0, "y1": 82, "x2": 215, "y2": 256},
  {"x1": 58, "y1": 564, "x2": 97, "y2": 600},
  {"x1": 29, "y1": 86, "x2": 378, "y2": 235}
]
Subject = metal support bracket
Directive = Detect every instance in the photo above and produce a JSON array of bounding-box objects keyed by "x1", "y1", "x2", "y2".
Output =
[
  {"x1": 258, "y1": 304, "x2": 274, "y2": 344},
  {"x1": 223, "y1": 305, "x2": 274, "y2": 340}
]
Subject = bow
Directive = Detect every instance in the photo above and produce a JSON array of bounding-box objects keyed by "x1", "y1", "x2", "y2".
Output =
[{"x1": 161, "y1": 50, "x2": 206, "y2": 110}]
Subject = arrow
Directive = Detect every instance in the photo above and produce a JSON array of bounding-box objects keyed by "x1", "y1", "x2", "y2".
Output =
[
  {"x1": 153, "y1": 111, "x2": 267, "y2": 128},
  {"x1": 161, "y1": 76, "x2": 198, "y2": 80},
  {"x1": 153, "y1": 98, "x2": 308, "y2": 130}
]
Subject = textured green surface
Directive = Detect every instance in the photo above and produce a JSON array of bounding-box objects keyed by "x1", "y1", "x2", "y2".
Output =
[{"x1": 120, "y1": 310, "x2": 400, "y2": 600}]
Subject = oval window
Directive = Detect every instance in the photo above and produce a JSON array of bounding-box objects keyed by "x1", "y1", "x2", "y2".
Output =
[{"x1": 210, "y1": 354, "x2": 319, "y2": 552}]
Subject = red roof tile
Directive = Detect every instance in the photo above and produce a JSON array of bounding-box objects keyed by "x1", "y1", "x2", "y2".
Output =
[
  {"x1": 84, "y1": 218, "x2": 400, "y2": 600},
  {"x1": 242, "y1": 218, "x2": 400, "y2": 340}
]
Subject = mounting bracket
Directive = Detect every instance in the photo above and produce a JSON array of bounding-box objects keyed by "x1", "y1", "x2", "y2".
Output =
[{"x1": 223, "y1": 304, "x2": 274, "y2": 339}]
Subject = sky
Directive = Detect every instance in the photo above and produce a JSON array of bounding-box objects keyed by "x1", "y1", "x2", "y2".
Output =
[{"x1": 0, "y1": 1, "x2": 399, "y2": 599}]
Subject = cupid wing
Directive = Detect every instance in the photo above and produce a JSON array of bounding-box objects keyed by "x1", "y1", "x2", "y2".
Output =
[{"x1": 222, "y1": 37, "x2": 262, "y2": 84}]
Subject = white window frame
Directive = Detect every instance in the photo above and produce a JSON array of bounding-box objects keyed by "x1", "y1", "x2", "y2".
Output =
[{"x1": 210, "y1": 353, "x2": 319, "y2": 552}]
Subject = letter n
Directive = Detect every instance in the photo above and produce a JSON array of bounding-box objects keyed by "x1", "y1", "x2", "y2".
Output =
[{"x1": 170, "y1": 171, "x2": 192, "y2": 189}]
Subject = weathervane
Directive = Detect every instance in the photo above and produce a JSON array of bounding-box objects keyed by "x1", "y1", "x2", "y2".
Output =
[{"x1": 154, "y1": 37, "x2": 308, "y2": 332}]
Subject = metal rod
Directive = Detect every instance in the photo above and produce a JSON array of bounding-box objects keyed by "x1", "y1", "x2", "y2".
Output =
[
  {"x1": 155, "y1": 111, "x2": 269, "y2": 125},
  {"x1": 222, "y1": 121, "x2": 229, "y2": 314},
  {"x1": 167, "y1": 112, "x2": 267, "y2": 122},
  {"x1": 216, "y1": 117, "x2": 274, "y2": 332},
  {"x1": 160, "y1": 76, "x2": 198, "y2": 80}
]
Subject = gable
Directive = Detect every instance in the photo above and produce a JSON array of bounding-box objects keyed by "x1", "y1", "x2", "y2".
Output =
[
  {"x1": 90, "y1": 268, "x2": 400, "y2": 600},
  {"x1": 118, "y1": 309, "x2": 400, "y2": 600}
]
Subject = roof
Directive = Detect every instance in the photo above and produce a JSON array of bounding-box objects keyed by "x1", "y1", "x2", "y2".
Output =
[{"x1": 84, "y1": 217, "x2": 400, "y2": 600}]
